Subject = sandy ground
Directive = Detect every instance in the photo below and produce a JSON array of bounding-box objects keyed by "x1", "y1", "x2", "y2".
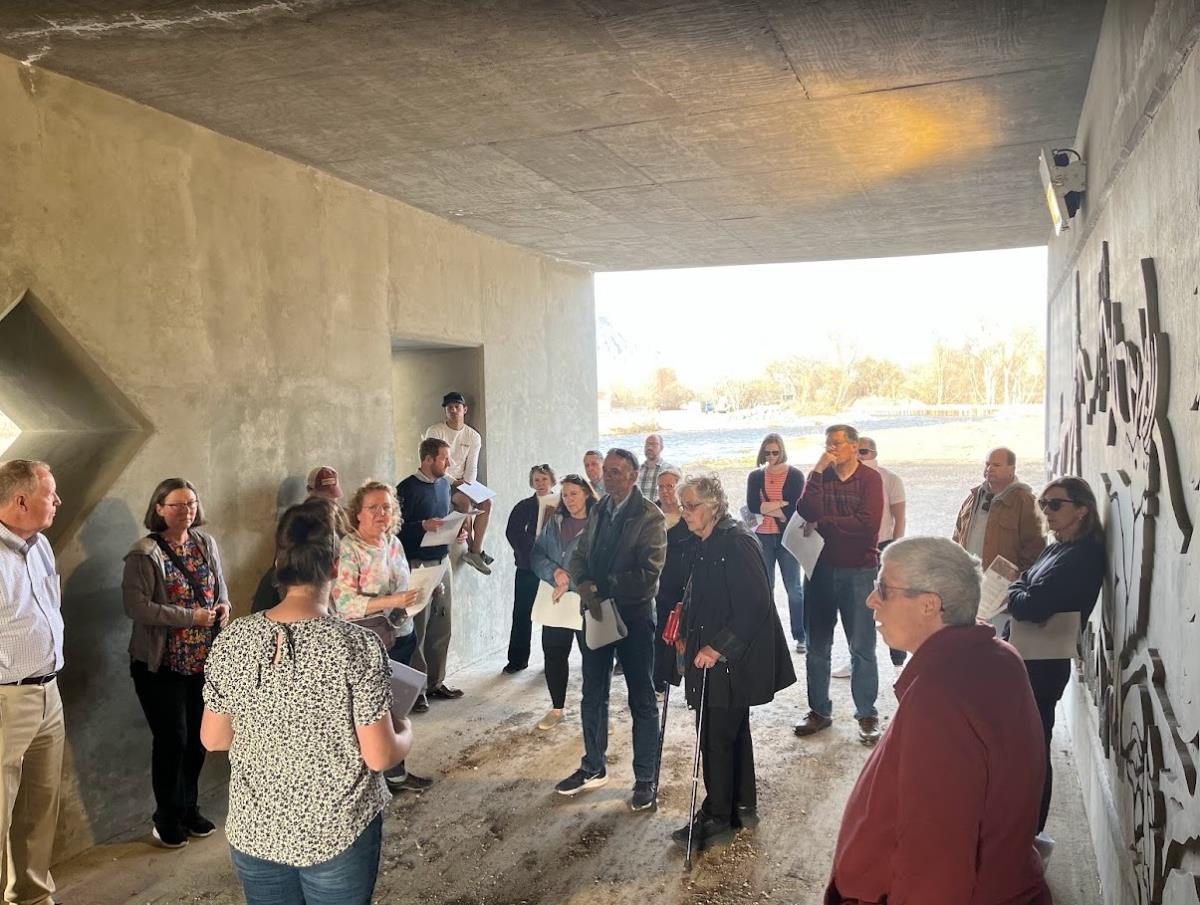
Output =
[
  {"x1": 55, "y1": 595, "x2": 1100, "y2": 905},
  {"x1": 54, "y1": 415, "x2": 1086, "y2": 904}
]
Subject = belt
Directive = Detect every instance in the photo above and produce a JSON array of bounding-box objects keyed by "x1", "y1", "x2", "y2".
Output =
[{"x1": 1, "y1": 672, "x2": 57, "y2": 686}]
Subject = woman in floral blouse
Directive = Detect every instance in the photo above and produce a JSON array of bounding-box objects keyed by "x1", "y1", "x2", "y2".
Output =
[
  {"x1": 122, "y1": 478, "x2": 231, "y2": 848},
  {"x1": 335, "y1": 480, "x2": 428, "y2": 794}
]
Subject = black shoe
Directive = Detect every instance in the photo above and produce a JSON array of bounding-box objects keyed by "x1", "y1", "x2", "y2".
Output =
[
  {"x1": 670, "y1": 815, "x2": 735, "y2": 851},
  {"x1": 429, "y1": 684, "x2": 464, "y2": 699},
  {"x1": 502, "y1": 663, "x2": 527, "y2": 674},
  {"x1": 480, "y1": 550, "x2": 495, "y2": 566},
  {"x1": 412, "y1": 693, "x2": 430, "y2": 713},
  {"x1": 555, "y1": 767, "x2": 608, "y2": 796},
  {"x1": 733, "y1": 806, "x2": 759, "y2": 829},
  {"x1": 630, "y1": 780, "x2": 656, "y2": 812},
  {"x1": 152, "y1": 823, "x2": 189, "y2": 848},
  {"x1": 890, "y1": 649, "x2": 907, "y2": 667},
  {"x1": 182, "y1": 810, "x2": 216, "y2": 838},
  {"x1": 793, "y1": 711, "x2": 833, "y2": 737},
  {"x1": 386, "y1": 771, "x2": 435, "y2": 794}
]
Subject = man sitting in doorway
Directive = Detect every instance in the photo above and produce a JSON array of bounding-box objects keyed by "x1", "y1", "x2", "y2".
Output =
[{"x1": 423, "y1": 391, "x2": 493, "y2": 575}]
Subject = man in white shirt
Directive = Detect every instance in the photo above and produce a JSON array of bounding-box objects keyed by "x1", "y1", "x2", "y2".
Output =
[
  {"x1": 0, "y1": 459, "x2": 64, "y2": 905},
  {"x1": 423, "y1": 392, "x2": 492, "y2": 575}
]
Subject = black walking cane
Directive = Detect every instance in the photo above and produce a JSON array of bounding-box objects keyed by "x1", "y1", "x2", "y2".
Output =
[{"x1": 685, "y1": 666, "x2": 709, "y2": 871}]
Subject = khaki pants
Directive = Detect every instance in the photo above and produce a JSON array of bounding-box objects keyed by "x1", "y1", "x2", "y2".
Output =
[
  {"x1": 0, "y1": 680, "x2": 64, "y2": 905},
  {"x1": 411, "y1": 559, "x2": 453, "y2": 689}
]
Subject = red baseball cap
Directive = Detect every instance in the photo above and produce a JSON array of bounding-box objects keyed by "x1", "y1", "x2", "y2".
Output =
[{"x1": 306, "y1": 465, "x2": 343, "y2": 499}]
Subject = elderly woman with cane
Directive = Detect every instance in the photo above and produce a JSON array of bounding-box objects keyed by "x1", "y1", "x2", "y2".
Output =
[{"x1": 672, "y1": 474, "x2": 795, "y2": 854}]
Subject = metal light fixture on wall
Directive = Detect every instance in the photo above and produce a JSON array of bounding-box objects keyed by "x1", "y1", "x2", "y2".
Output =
[{"x1": 1039, "y1": 147, "x2": 1087, "y2": 235}]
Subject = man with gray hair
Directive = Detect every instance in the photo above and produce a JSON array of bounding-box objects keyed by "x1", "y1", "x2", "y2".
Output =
[
  {"x1": 0, "y1": 459, "x2": 65, "y2": 905},
  {"x1": 825, "y1": 537, "x2": 1050, "y2": 905}
]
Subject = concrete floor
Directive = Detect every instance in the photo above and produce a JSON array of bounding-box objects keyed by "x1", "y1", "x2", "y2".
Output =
[{"x1": 53, "y1": 599, "x2": 1102, "y2": 905}]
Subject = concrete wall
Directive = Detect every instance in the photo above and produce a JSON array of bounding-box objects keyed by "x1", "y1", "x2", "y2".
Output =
[
  {"x1": 1045, "y1": 2, "x2": 1200, "y2": 903},
  {"x1": 0, "y1": 54, "x2": 596, "y2": 859}
]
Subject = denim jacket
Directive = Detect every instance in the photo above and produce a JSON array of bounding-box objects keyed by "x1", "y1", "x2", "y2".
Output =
[{"x1": 530, "y1": 512, "x2": 586, "y2": 590}]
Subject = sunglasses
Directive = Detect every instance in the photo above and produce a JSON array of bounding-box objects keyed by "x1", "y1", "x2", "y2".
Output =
[
  {"x1": 763, "y1": 450, "x2": 782, "y2": 458},
  {"x1": 1037, "y1": 498, "x2": 1076, "y2": 512},
  {"x1": 858, "y1": 448, "x2": 875, "y2": 456}
]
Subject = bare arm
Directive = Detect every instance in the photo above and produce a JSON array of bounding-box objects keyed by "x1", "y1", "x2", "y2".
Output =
[
  {"x1": 356, "y1": 715, "x2": 413, "y2": 772},
  {"x1": 201, "y1": 708, "x2": 234, "y2": 751},
  {"x1": 891, "y1": 501, "x2": 906, "y2": 539}
]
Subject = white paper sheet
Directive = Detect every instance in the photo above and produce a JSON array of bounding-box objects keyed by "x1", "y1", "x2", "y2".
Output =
[
  {"x1": 781, "y1": 512, "x2": 824, "y2": 579},
  {"x1": 403, "y1": 560, "x2": 448, "y2": 617},
  {"x1": 457, "y1": 480, "x2": 496, "y2": 504},
  {"x1": 389, "y1": 659, "x2": 427, "y2": 718},
  {"x1": 420, "y1": 510, "x2": 468, "y2": 547},
  {"x1": 531, "y1": 581, "x2": 583, "y2": 630},
  {"x1": 976, "y1": 555, "x2": 1019, "y2": 621},
  {"x1": 1009, "y1": 612, "x2": 1082, "y2": 660}
]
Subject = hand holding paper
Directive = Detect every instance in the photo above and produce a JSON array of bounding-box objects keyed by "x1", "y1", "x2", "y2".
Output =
[{"x1": 420, "y1": 510, "x2": 468, "y2": 547}]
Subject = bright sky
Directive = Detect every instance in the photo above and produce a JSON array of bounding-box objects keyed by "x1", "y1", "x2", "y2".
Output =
[{"x1": 596, "y1": 246, "x2": 1047, "y2": 388}]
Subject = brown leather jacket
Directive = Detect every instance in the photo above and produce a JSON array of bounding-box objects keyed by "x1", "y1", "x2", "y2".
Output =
[{"x1": 952, "y1": 482, "x2": 1045, "y2": 572}]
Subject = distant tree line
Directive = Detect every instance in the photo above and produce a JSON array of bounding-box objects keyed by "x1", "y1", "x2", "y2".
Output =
[{"x1": 606, "y1": 327, "x2": 1044, "y2": 412}]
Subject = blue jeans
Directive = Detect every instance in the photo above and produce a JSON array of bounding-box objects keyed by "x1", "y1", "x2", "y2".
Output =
[
  {"x1": 579, "y1": 610, "x2": 660, "y2": 782},
  {"x1": 755, "y1": 532, "x2": 805, "y2": 645},
  {"x1": 803, "y1": 565, "x2": 878, "y2": 720},
  {"x1": 231, "y1": 814, "x2": 382, "y2": 905}
]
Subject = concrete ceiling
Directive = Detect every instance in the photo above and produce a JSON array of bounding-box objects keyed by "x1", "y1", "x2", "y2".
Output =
[{"x1": 0, "y1": 1, "x2": 1105, "y2": 270}]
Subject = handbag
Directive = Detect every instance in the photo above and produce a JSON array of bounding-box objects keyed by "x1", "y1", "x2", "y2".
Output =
[
  {"x1": 352, "y1": 612, "x2": 399, "y2": 649},
  {"x1": 583, "y1": 598, "x2": 628, "y2": 650}
]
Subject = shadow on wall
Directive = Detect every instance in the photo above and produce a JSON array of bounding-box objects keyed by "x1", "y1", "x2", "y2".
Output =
[{"x1": 56, "y1": 497, "x2": 146, "y2": 852}]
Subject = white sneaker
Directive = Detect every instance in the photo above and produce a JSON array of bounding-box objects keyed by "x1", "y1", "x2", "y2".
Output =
[
  {"x1": 831, "y1": 661, "x2": 852, "y2": 679},
  {"x1": 537, "y1": 709, "x2": 564, "y2": 731}
]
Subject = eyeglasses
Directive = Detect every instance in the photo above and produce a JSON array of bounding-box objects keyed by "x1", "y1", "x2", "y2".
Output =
[
  {"x1": 162, "y1": 501, "x2": 198, "y2": 511},
  {"x1": 364, "y1": 504, "x2": 395, "y2": 514},
  {"x1": 681, "y1": 501, "x2": 708, "y2": 513},
  {"x1": 858, "y1": 448, "x2": 875, "y2": 456},
  {"x1": 872, "y1": 580, "x2": 933, "y2": 601},
  {"x1": 764, "y1": 450, "x2": 782, "y2": 458},
  {"x1": 1037, "y1": 498, "x2": 1076, "y2": 512}
]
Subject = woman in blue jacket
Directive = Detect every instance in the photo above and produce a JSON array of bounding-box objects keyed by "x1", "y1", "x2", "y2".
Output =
[{"x1": 530, "y1": 474, "x2": 598, "y2": 730}]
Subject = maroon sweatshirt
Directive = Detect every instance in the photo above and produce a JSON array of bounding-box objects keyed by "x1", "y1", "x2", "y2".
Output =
[
  {"x1": 795, "y1": 463, "x2": 884, "y2": 569},
  {"x1": 826, "y1": 625, "x2": 1051, "y2": 905}
]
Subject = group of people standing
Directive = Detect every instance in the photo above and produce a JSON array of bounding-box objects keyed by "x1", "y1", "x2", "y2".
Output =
[{"x1": 0, "y1": 409, "x2": 1108, "y2": 905}]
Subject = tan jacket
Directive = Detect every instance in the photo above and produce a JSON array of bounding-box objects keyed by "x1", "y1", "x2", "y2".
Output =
[{"x1": 953, "y1": 482, "x2": 1045, "y2": 572}]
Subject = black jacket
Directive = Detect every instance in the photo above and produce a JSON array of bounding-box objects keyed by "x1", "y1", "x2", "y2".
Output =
[
  {"x1": 506, "y1": 494, "x2": 542, "y2": 571},
  {"x1": 569, "y1": 487, "x2": 667, "y2": 615},
  {"x1": 1007, "y1": 537, "x2": 1106, "y2": 624},
  {"x1": 655, "y1": 519, "x2": 699, "y2": 686},
  {"x1": 746, "y1": 465, "x2": 805, "y2": 529},
  {"x1": 682, "y1": 515, "x2": 796, "y2": 709}
]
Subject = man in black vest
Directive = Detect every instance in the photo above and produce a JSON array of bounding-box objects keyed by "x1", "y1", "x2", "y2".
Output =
[{"x1": 556, "y1": 448, "x2": 667, "y2": 812}]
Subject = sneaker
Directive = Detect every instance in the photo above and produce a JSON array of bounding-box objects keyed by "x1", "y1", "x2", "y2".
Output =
[
  {"x1": 462, "y1": 551, "x2": 492, "y2": 575},
  {"x1": 793, "y1": 711, "x2": 833, "y2": 737},
  {"x1": 794, "y1": 640, "x2": 807, "y2": 654},
  {"x1": 182, "y1": 811, "x2": 216, "y2": 838},
  {"x1": 386, "y1": 771, "x2": 434, "y2": 794},
  {"x1": 831, "y1": 661, "x2": 852, "y2": 679},
  {"x1": 537, "y1": 709, "x2": 564, "y2": 731},
  {"x1": 670, "y1": 814, "x2": 736, "y2": 851},
  {"x1": 480, "y1": 550, "x2": 495, "y2": 566},
  {"x1": 412, "y1": 693, "x2": 429, "y2": 714},
  {"x1": 502, "y1": 663, "x2": 527, "y2": 674},
  {"x1": 630, "y1": 780, "x2": 656, "y2": 812},
  {"x1": 857, "y1": 716, "x2": 881, "y2": 746},
  {"x1": 152, "y1": 824, "x2": 189, "y2": 849},
  {"x1": 555, "y1": 768, "x2": 608, "y2": 796},
  {"x1": 733, "y1": 806, "x2": 759, "y2": 829}
]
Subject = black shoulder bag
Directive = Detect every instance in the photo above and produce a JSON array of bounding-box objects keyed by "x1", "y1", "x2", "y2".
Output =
[{"x1": 152, "y1": 533, "x2": 220, "y2": 640}]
